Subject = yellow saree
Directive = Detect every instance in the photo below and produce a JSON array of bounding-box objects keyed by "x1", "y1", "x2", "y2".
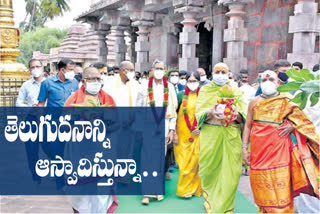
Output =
[{"x1": 175, "y1": 92, "x2": 202, "y2": 197}]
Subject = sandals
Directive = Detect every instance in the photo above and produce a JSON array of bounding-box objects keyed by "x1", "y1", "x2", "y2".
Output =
[{"x1": 142, "y1": 197, "x2": 150, "y2": 205}]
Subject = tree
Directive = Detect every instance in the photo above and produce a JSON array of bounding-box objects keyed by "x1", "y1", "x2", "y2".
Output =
[
  {"x1": 20, "y1": 0, "x2": 70, "y2": 31},
  {"x1": 17, "y1": 27, "x2": 67, "y2": 66}
]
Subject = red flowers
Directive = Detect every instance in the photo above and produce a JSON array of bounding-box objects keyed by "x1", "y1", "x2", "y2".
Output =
[
  {"x1": 182, "y1": 86, "x2": 200, "y2": 142},
  {"x1": 217, "y1": 85, "x2": 237, "y2": 126},
  {"x1": 217, "y1": 98, "x2": 236, "y2": 126},
  {"x1": 148, "y1": 77, "x2": 169, "y2": 124}
]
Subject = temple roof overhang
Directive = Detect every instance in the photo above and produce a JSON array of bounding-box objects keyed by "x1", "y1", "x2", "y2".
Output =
[{"x1": 76, "y1": 0, "x2": 124, "y2": 22}]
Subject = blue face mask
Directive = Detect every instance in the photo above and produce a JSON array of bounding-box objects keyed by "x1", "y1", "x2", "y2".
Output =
[{"x1": 278, "y1": 72, "x2": 289, "y2": 82}]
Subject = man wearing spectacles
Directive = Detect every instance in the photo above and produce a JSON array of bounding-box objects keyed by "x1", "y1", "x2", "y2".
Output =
[{"x1": 64, "y1": 67, "x2": 116, "y2": 107}]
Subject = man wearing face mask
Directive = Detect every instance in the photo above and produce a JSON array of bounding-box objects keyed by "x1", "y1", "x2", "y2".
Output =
[
  {"x1": 227, "y1": 72, "x2": 238, "y2": 87},
  {"x1": 64, "y1": 67, "x2": 118, "y2": 214},
  {"x1": 141, "y1": 59, "x2": 178, "y2": 205},
  {"x1": 16, "y1": 59, "x2": 46, "y2": 106},
  {"x1": 168, "y1": 69, "x2": 183, "y2": 93},
  {"x1": 275, "y1": 59, "x2": 291, "y2": 83},
  {"x1": 64, "y1": 67, "x2": 116, "y2": 107},
  {"x1": 239, "y1": 69, "x2": 256, "y2": 105},
  {"x1": 197, "y1": 68, "x2": 211, "y2": 87},
  {"x1": 242, "y1": 70, "x2": 319, "y2": 213},
  {"x1": 195, "y1": 62, "x2": 246, "y2": 213},
  {"x1": 255, "y1": 60, "x2": 291, "y2": 97},
  {"x1": 178, "y1": 70, "x2": 187, "y2": 88},
  {"x1": 103, "y1": 61, "x2": 144, "y2": 107},
  {"x1": 37, "y1": 59, "x2": 79, "y2": 107}
]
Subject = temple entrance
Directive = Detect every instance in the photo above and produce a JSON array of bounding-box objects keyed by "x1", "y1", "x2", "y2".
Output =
[{"x1": 196, "y1": 22, "x2": 213, "y2": 74}]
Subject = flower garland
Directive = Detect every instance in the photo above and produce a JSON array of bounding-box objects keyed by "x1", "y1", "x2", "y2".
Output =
[
  {"x1": 182, "y1": 86, "x2": 200, "y2": 142},
  {"x1": 148, "y1": 77, "x2": 169, "y2": 124},
  {"x1": 217, "y1": 85, "x2": 236, "y2": 126}
]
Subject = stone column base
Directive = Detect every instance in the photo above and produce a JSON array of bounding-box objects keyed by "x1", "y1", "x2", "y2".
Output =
[
  {"x1": 223, "y1": 57, "x2": 248, "y2": 73},
  {"x1": 288, "y1": 53, "x2": 320, "y2": 71}
]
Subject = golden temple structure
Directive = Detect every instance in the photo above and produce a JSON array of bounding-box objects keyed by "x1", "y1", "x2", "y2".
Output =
[{"x1": 0, "y1": 0, "x2": 29, "y2": 106}]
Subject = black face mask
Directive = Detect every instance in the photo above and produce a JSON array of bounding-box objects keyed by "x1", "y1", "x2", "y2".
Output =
[
  {"x1": 75, "y1": 73, "x2": 82, "y2": 82},
  {"x1": 278, "y1": 72, "x2": 289, "y2": 82}
]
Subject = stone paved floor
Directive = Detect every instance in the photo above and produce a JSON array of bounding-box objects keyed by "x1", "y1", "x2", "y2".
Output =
[{"x1": 0, "y1": 174, "x2": 254, "y2": 213}]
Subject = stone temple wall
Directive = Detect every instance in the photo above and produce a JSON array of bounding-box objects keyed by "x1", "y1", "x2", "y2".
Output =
[{"x1": 244, "y1": 0, "x2": 295, "y2": 80}]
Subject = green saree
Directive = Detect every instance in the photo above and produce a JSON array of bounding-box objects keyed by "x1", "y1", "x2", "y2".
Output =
[{"x1": 195, "y1": 81, "x2": 246, "y2": 213}]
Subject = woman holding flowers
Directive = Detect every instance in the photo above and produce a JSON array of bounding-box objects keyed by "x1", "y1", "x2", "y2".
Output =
[
  {"x1": 174, "y1": 71, "x2": 202, "y2": 198},
  {"x1": 195, "y1": 63, "x2": 246, "y2": 213}
]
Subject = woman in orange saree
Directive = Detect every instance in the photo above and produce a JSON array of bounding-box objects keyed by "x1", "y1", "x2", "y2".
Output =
[{"x1": 242, "y1": 70, "x2": 319, "y2": 213}]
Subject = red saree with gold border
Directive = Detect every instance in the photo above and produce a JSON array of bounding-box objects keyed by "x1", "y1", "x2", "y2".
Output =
[{"x1": 250, "y1": 94, "x2": 319, "y2": 213}]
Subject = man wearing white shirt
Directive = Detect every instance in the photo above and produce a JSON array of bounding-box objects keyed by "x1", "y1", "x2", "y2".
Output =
[
  {"x1": 103, "y1": 61, "x2": 144, "y2": 107},
  {"x1": 239, "y1": 69, "x2": 256, "y2": 105},
  {"x1": 141, "y1": 59, "x2": 178, "y2": 205},
  {"x1": 16, "y1": 59, "x2": 46, "y2": 106}
]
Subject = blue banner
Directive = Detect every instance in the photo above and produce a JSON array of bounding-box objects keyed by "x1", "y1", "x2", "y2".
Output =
[{"x1": 0, "y1": 107, "x2": 165, "y2": 195}]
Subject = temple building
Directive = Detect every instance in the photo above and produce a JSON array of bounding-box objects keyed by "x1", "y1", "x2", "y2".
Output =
[{"x1": 34, "y1": 0, "x2": 320, "y2": 82}]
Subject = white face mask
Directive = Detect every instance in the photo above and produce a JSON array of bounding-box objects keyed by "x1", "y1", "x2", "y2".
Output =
[
  {"x1": 179, "y1": 79, "x2": 187, "y2": 86},
  {"x1": 126, "y1": 71, "x2": 135, "y2": 81},
  {"x1": 31, "y1": 68, "x2": 42, "y2": 78},
  {"x1": 261, "y1": 81, "x2": 277, "y2": 96},
  {"x1": 200, "y1": 75, "x2": 207, "y2": 82},
  {"x1": 85, "y1": 82, "x2": 102, "y2": 95},
  {"x1": 212, "y1": 74, "x2": 228, "y2": 86},
  {"x1": 187, "y1": 82, "x2": 199, "y2": 91},
  {"x1": 154, "y1": 69, "x2": 165, "y2": 80},
  {"x1": 170, "y1": 76, "x2": 179, "y2": 85},
  {"x1": 64, "y1": 70, "x2": 75, "y2": 80}
]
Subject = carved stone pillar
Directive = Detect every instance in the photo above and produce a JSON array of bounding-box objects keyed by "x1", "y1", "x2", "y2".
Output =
[
  {"x1": 131, "y1": 11, "x2": 155, "y2": 73},
  {"x1": 127, "y1": 26, "x2": 137, "y2": 64},
  {"x1": 218, "y1": 0, "x2": 253, "y2": 74},
  {"x1": 287, "y1": 0, "x2": 320, "y2": 70},
  {"x1": 174, "y1": 0, "x2": 205, "y2": 72},
  {"x1": 203, "y1": 4, "x2": 227, "y2": 67},
  {"x1": 92, "y1": 23, "x2": 110, "y2": 63}
]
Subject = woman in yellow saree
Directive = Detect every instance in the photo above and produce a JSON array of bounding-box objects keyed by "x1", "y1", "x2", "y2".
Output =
[
  {"x1": 242, "y1": 70, "x2": 319, "y2": 213},
  {"x1": 175, "y1": 71, "x2": 202, "y2": 198},
  {"x1": 195, "y1": 63, "x2": 247, "y2": 213}
]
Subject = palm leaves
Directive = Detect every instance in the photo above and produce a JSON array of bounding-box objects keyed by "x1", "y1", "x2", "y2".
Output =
[{"x1": 21, "y1": 0, "x2": 70, "y2": 31}]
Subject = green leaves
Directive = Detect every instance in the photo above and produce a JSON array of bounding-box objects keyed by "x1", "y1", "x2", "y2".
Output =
[
  {"x1": 278, "y1": 82, "x2": 302, "y2": 92},
  {"x1": 17, "y1": 27, "x2": 67, "y2": 67},
  {"x1": 286, "y1": 69, "x2": 304, "y2": 81},
  {"x1": 300, "y1": 80, "x2": 320, "y2": 93},
  {"x1": 310, "y1": 93, "x2": 319, "y2": 107},
  {"x1": 300, "y1": 69, "x2": 315, "y2": 81},
  {"x1": 278, "y1": 68, "x2": 320, "y2": 110}
]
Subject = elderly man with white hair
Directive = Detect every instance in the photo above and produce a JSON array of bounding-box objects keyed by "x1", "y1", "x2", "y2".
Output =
[
  {"x1": 195, "y1": 62, "x2": 246, "y2": 213},
  {"x1": 141, "y1": 59, "x2": 178, "y2": 205},
  {"x1": 242, "y1": 70, "x2": 319, "y2": 213},
  {"x1": 102, "y1": 60, "x2": 144, "y2": 107}
]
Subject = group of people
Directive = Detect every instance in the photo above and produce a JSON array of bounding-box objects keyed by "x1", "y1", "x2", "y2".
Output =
[{"x1": 16, "y1": 57, "x2": 320, "y2": 213}]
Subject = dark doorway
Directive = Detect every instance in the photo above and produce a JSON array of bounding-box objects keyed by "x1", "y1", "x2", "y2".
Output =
[{"x1": 196, "y1": 22, "x2": 213, "y2": 74}]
